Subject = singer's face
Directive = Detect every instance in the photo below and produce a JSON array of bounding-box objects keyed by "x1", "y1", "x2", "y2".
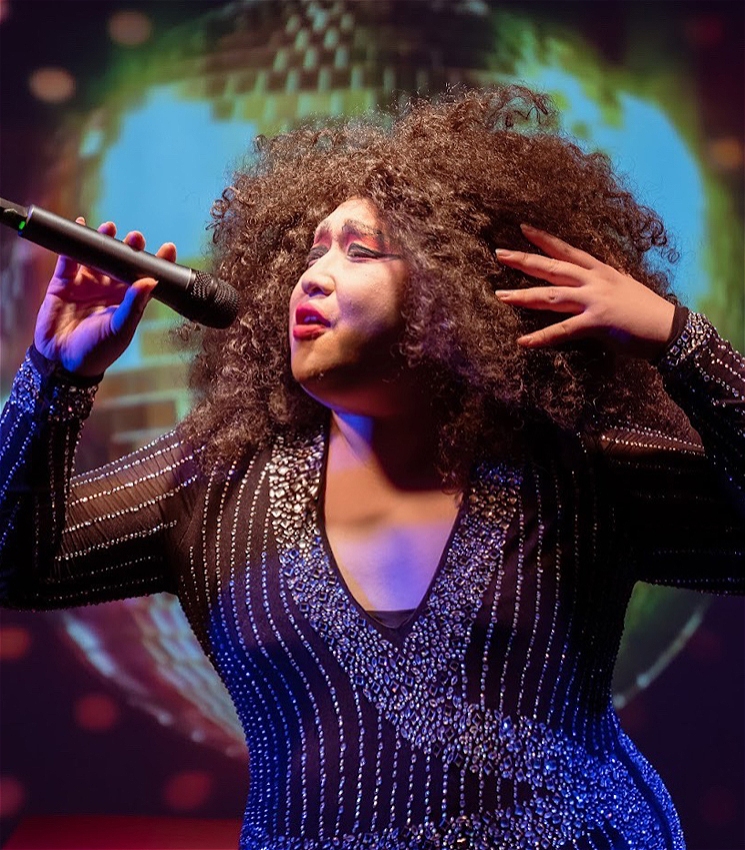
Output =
[{"x1": 289, "y1": 198, "x2": 410, "y2": 415}]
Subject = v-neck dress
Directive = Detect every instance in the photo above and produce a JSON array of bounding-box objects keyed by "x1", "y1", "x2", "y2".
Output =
[{"x1": 1, "y1": 312, "x2": 744, "y2": 850}]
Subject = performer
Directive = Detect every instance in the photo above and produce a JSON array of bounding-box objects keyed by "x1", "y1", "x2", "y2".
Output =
[{"x1": 1, "y1": 86, "x2": 743, "y2": 850}]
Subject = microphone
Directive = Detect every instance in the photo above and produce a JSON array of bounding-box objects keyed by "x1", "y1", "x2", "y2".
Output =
[{"x1": 0, "y1": 197, "x2": 240, "y2": 329}]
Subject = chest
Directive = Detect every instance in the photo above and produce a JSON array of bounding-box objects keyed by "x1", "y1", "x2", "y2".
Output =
[{"x1": 322, "y1": 474, "x2": 462, "y2": 611}]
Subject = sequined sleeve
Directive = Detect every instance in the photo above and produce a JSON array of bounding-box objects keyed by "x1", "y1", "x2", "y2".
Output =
[
  {"x1": 598, "y1": 312, "x2": 745, "y2": 591},
  {"x1": 0, "y1": 347, "x2": 199, "y2": 610}
]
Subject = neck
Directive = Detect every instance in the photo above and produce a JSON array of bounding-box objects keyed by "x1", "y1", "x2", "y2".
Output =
[{"x1": 329, "y1": 406, "x2": 445, "y2": 491}]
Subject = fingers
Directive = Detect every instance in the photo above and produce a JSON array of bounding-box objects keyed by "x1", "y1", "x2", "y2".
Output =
[
  {"x1": 109, "y1": 278, "x2": 157, "y2": 339},
  {"x1": 123, "y1": 228, "x2": 145, "y2": 250},
  {"x1": 495, "y1": 228, "x2": 613, "y2": 350},
  {"x1": 123, "y1": 229, "x2": 177, "y2": 263},
  {"x1": 517, "y1": 315, "x2": 590, "y2": 348},
  {"x1": 519, "y1": 224, "x2": 600, "y2": 271},
  {"x1": 53, "y1": 218, "x2": 117, "y2": 281},
  {"x1": 495, "y1": 285, "x2": 590, "y2": 347},
  {"x1": 111, "y1": 228, "x2": 158, "y2": 333},
  {"x1": 155, "y1": 242, "x2": 177, "y2": 263},
  {"x1": 495, "y1": 248, "x2": 590, "y2": 288},
  {"x1": 495, "y1": 286, "x2": 584, "y2": 314},
  {"x1": 49, "y1": 218, "x2": 176, "y2": 311}
]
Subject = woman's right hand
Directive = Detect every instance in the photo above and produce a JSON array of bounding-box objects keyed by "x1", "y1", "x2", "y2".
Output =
[{"x1": 33, "y1": 219, "x2": 177, "y2": 377}]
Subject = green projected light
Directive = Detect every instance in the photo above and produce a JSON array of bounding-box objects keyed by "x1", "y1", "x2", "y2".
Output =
[{"x1": 15, "y1": 0, "x2": 736, "y2": 754}]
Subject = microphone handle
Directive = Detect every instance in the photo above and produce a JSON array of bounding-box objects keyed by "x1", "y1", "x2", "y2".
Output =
[
  {"x1": 19, "y1": 205, "x2": 238, "y2": 328},
  {"x1": 22, "y1": 205, "x2": 195, "y2": 288}
]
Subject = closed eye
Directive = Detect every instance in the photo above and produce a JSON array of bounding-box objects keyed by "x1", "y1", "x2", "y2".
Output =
[
  {"x1": 305, "y1": 246, "x2": 327, "y2": 266},
  {"x1": 348, "y1": 244, "x2": 382, "y2": 259},
  {"x1": 305, "y1": 244, "x2": 382, "y2": 266}
]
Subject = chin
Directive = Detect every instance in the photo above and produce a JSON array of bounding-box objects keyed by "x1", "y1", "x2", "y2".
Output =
[
  {"x1": 292, "y1": 348, "x2": 412, "y2": 416},
  {"x1": 298, "y1": 375, "x2": 408, "y2": 419},
  {"x1": 295, "y1": 369, "x2": 350, "y2": 411}
]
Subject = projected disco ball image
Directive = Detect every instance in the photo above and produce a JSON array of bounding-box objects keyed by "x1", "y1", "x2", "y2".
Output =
[{"x1": 4, "y1": 0, "x2": 738, "y2": 757}]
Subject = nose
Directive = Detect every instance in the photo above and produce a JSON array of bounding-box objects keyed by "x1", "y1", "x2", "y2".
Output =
[
  {"x1": 299, "y1": 264, "x2": 334, "y2": 297},
  {"x1": 301, "y1": 277, "x2": 333, "y2": 297}
]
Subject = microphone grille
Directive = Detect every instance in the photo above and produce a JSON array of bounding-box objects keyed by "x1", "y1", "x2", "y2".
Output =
[{"x1": 193, "y1": 270, "x2": 241, "y2": 328}]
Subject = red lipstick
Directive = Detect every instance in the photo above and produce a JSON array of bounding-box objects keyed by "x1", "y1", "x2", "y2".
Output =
[{"x1": 293, "y1": 303, "x2": 331, "y2": 339}]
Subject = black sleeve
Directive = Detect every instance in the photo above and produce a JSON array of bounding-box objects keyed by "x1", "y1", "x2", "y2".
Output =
[
  {"x1": 0, "y1": 347, "x2": 200, "y2": 610},
  {"x1": 598, "y1": 312, "x2": 745, "y2": 592}
]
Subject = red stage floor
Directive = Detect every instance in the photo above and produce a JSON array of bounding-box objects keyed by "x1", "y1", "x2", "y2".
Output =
[{"x1": 4, "y1": 815, "x2": 242, "y2": 849}]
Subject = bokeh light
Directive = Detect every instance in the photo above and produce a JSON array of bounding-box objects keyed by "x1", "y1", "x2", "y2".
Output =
[
  {"x1": 162, "y1": 770, "x2": 214, "y2": 812},
  {"x1": 73, "y1": 693, "x2": 121, "y2": 732},
  {"x1": 28, "y1": 67, "x2": 76, "y2": 103},
  {"x1": 0, "y1": 776, "x2": 26, "y2": 819},
  {"x1": 0, "y1": 626, "x2": 32, "y2": 661},
  {"x1": 700, "y1": 786, "x2": 738, "y2": 827},
  {"x1": 683, "y1": 624, "x2": 723, "y2": 663},
  {"x1": 708, "y1": 137, "x2": 744, "y2": 171},
  {"x1": 107, "y1": 10, "x2": 153, "y2": 47},
  {"x1": 684, "y1": 15, "x2": 725, "y2": 47}
]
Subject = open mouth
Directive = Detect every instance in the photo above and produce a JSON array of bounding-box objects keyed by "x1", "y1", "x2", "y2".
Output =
[{"x1": 293, "y1": 304, "x2": 331, "y2": 338}]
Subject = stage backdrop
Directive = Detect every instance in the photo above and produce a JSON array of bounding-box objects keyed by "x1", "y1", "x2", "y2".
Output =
[{"x1": 0, "y1": 1, "x2": 743, "y2": 848}]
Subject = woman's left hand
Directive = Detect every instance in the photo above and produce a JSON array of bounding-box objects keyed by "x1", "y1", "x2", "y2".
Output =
[{"x1": 494, "y1": 224, "x2": 676, "y2": 360}]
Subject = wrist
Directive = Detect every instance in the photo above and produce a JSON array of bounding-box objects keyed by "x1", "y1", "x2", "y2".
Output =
[
  {"x1": 654, "y1": 310, "x2": 713, "y2": 373},
  {"x1": 8, "y1": 346, "x2": 100, "y2": 423},
  {"x1": 29, "y1": 343, "x2": 104, "y2": 388}
]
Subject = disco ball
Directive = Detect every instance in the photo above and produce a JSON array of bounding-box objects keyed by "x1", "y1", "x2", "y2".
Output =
[{"x1": 27, "y1": 0, "x2": 718, "y2": 755}]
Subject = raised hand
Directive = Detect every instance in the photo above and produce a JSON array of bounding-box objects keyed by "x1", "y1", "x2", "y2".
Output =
[
  {"x1": 494, "y1": 224, "x2": 676, "y2": 360},
  {"x1": 33, "y1": 219, "x2": 177, "y2": 377}
]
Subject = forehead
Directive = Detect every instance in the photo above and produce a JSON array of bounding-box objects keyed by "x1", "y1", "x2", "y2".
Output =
[{"x1": 314, "y1": 198, "x2": 383, "y2": 238}]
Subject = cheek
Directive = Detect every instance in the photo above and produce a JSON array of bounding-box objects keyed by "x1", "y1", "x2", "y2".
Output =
[
  {"x1": 345, "y1": 277, "x2": 404, "y2": 327},
  {"x1": 288, "y1": 283, "x2": 303, "y2": 319}
]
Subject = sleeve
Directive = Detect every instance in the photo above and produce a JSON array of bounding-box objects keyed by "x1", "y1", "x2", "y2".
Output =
[
  {"x1": 598, "y1": 312, "x2": 745, "y2": 593},
  {"x1": 0, "y1": 346, "x2": 201, "y2": 610}
]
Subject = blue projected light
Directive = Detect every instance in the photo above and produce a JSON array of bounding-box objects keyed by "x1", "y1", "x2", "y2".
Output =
[
  {"x1": 96, "y1": 86, "x2": 256, "y2": 258},
  {"x1": 85, "y1": 86, "x2": 257, "y2": 371}
]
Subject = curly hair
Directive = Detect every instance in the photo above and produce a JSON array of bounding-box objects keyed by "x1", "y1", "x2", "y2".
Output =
[{"x1": 178, "y1": 84, "x2": 690, "y2": 485}]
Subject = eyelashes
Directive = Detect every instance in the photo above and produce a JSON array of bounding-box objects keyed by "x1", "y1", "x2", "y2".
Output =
[
  {"x1": 305, "y1": 247, "x2": 326, "y2": 266},
  {"x1": 305, "y1": 244, "x2": 382, "y2": 267}
]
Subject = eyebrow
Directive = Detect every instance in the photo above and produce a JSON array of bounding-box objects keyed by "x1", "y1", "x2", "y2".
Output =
[{"x1": 313, "y1": 219, "x2": 385, "y2": 242}]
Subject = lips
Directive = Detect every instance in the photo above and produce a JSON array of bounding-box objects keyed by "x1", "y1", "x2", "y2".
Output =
[{"x1": 293, "y1": 303, "x2": 331, "y2": 339}]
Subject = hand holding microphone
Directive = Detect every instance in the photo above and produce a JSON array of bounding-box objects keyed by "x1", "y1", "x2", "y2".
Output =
[
  {"x1": 34, "y1": 219, "x2": 173, "y2": 377},
  {"x1": 0, "y1": 198, "x2": 241, "y2": 377}
]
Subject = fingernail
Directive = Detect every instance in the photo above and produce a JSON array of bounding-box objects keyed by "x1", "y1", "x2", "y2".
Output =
[
  {"x1": 495, "y1": 249, "x2": 513, "y2": 258},
  {"x1": 494, "y1": 291, "x2": 510, "y2": 299},
  {"x1": 520, "y1": 223, "x2": 540, "y2": 233}
]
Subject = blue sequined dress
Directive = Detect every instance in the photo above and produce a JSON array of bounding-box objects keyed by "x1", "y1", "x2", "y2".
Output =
[{"x1": 1, "y1": 312, "x2": 743, "y2": 850}]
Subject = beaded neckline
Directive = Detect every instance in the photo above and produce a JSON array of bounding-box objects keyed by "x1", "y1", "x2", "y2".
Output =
[
  {"x1": 314, "y1": 438, "x2": 470, "y2": 641},
  {"x1": 268, "y1": 430, "x2": 522, "y2": 747}
]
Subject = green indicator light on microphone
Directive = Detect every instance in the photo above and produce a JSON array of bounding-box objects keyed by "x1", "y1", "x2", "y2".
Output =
[{"x1": 18, "y1": 220, "x2": 25, "y2": 231}]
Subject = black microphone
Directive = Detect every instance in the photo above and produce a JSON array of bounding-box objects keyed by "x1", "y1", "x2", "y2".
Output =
[{"x1": 0, "y1": 197, "x2": 240, "y2": 329}]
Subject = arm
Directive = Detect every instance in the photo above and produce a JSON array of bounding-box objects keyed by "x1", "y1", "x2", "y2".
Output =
[
  {"x1": 0, "y1": 219, "x2": 196, "y2": 609},
  {"x1": 494, "y1": 228, "x2": 744, "y2": 588},
  {"x1": 598, "y1": 313, "x2": 745, "y2": 590},
  {"x1": 655, "y1": 311, "x2": 745, "y2": 505},
  {"x1": 0, "y1": 348, "x2": 199, "y2": 609}
]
